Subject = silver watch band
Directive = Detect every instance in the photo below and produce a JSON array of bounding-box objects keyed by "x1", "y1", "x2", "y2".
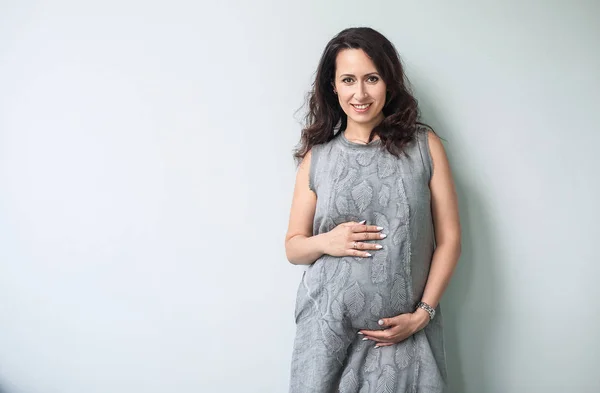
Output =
[{"x1": 417, "y1": 301, "x2": 435, "y2": 320}]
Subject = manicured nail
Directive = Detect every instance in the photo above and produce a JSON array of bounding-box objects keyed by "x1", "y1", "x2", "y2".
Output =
[
  {"x1": 374, "y1": 345, "x2": 380, "y2": 349},
  {"x1": 362, "y1": 337, "x2": 369, "y2": 341},
  {"x1": 375, "y1": 245, "x2": 383, "y2": 249},
  {"x1": 357, "y1": 332, "x2": 364, "y2": 335},
  {"x1": 376, "y1": 226, "x2": 383, "y2": 230},
  {"x1": 378, "y1": 320, "x2": 384, "y2": 325},
  {"x1": 365, "y1": 253, "x2": 372, "y2": 257},
  {"x1": 358, "y1": 220, "x2": 366, "y2": 224},
  {"x1": 380, "y1": 234, "x2": 387, "y2": 239}
]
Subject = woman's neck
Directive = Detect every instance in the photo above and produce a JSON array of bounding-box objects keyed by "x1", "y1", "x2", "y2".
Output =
[{"x1": 344, "y1": 115, "x2": 384, "y2": 142}]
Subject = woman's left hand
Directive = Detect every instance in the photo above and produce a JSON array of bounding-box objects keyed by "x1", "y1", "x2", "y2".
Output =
[{"x1": 358, "y1": 308, "x2": 430, "y2": 348}]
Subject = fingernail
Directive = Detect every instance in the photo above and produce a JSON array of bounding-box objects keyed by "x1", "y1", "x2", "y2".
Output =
[
  {"x1": 376, "y1": 226, "x2": 383, "y2": 230},
  {"x1": 378, "y1": 320, "x2": 384, "y2": 325},
  {"x1": 365, "y1": 253, "x2": 372, "y2": 257},
  {"x1": 358, "y1": 220, "x2": 366, "y2": 224},
  {"x1": 374, "y1": 345, "x2": 380, "y2": 349},
  {"x1": 375, "y1": 245, "x2": 383, "y2": 249},
  {"x1": 380, "y1": 234, "x2": 387, "y2": 239},
  {"x1": 357, "y1": 332, "x2": 364, "y2": 335},
  {"x1": 362, "y1": 337, "x2": 369, "y2": 341}
]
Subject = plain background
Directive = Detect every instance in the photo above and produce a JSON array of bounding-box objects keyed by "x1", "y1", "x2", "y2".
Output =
[{"x1": 1, "y1": 1, "x2": 599, "y2": 392}]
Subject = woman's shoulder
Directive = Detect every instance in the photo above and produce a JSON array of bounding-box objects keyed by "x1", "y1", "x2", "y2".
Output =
[{"x1": 310, "y1": 135, "x2": 340, "y2": 157}]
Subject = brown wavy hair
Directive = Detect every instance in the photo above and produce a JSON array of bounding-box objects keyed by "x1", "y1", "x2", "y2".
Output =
[{"x1": 294, "y1": 27, "x2": 434, "y2": 164}]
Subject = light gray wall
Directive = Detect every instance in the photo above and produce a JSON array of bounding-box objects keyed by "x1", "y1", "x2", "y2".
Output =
[{"x1": 1, "y1": 1, "x2": 598, "y2": 392}]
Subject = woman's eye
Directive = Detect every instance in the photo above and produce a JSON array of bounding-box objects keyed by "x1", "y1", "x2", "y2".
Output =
[
  {"x1": 367, "y1": 76, "x2": 379, "y2": 83},
  {"x1": 342, "y1": 77, "x2": 354, "y2": 83}
]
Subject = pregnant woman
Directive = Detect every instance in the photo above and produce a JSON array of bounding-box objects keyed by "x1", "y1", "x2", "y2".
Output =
[{"x1": 284, "y1": 27, "x2": 461, "y2": 393}]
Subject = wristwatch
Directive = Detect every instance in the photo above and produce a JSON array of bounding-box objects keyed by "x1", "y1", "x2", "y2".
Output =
[{"x1": 416, "y1": 301, "x2": 436, "y2": 320}]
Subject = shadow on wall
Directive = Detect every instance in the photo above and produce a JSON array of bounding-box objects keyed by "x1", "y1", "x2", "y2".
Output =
[{"x1": 420, "y1": 100, "x2": 502, "y2": 393}]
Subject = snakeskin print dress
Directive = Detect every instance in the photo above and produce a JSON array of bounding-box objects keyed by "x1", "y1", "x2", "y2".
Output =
[{"x1": 289, "y1": 127, "x2": 447, "y2": 393}]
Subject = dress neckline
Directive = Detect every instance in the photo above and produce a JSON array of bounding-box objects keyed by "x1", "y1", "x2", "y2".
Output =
[{"x1": 338, "y1": 131, "x2": 382, "y2": 149}]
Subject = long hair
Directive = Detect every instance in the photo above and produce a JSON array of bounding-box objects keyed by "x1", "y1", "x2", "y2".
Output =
[{"x1": 294, "y1": 27, "x2": 433, "y2": 164}]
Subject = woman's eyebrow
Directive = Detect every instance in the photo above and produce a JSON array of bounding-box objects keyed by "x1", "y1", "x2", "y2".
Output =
[{"x1": 339, "y1": 72, "x2": 380, "y2": 78}]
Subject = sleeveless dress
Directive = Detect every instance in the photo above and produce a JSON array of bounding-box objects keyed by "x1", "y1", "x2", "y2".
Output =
[{"x1": 289, "y1": 127, "x2": 447, "y2": 393}]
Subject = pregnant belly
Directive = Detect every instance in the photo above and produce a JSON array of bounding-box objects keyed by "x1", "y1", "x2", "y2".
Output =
[{"x1": 299, "y1": 254, "x2": 414, "y2": 330}]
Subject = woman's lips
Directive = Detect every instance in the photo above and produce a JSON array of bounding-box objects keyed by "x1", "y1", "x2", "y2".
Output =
[{"x1": 351, "y1": 103, "x2": 372, "y2": 113}]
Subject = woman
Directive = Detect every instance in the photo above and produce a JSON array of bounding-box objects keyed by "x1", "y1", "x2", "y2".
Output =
[{"x1": 285, "y1": 27, "x2": 461, "y2": 393}]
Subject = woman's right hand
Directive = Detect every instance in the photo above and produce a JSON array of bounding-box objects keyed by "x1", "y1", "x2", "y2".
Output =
[{"x1": 323, "y1": 221, "x2": 387, "y2": 258}]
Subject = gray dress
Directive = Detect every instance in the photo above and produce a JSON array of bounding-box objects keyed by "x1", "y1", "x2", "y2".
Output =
[{"x1": 289, "y1": 127, "x2": 447, "y2": 393}]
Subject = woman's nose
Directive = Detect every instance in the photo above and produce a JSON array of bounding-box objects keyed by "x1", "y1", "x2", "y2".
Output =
[{"x1": 356, "y1": 83, "x2": 367, "y2": 98}]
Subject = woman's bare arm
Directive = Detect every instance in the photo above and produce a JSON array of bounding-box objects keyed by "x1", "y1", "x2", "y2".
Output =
[
  {"x1": 419, "y1": 131, "x2": 462, "y2": 310},
  {"x1": 284, "y1": 150, "x2": 328, "y2": 265}
]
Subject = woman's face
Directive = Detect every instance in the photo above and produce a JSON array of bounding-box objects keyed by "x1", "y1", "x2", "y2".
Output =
[{"x1": 333, "y1": 48, "x2": 387, "y2": 130}]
